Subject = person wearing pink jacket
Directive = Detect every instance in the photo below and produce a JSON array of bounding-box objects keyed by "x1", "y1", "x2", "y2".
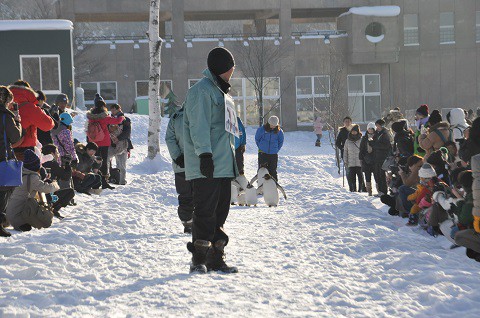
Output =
[
  {"x1": 86, "y1": 94, "x2": 124, "y2": 188},
  {"x1": 314, "y1": 116, "x2": 324, "y2": 147}
]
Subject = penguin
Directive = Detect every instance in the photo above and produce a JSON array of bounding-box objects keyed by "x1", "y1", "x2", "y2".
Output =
[
  {"x1": 250, "y1": 166, "x2": 269, "y2": 195},
  {"x1": 259, "y1": 174, "x2": 287, "y2": 207},
  {"x1": 236, "y1": 175, "x2": 248, "y2": 206},
  {"x1": 245, "y1": 183, "x2": 258, "y2": 207}
]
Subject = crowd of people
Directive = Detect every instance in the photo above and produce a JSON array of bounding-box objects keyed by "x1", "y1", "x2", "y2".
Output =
[
  {"x1": 0, "y1": 81, "x2": 133, "y2": 237},
  {"x1": 335, "y1": 105, "x2": 480, "y2": 263}
]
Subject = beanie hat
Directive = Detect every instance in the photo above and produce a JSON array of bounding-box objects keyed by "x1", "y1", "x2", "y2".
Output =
[
  {"x1": 367, "y1": 122, "x2": 376, "y2": 130},
  {"x1": 375, "y1": 119, "x2": 385, "y2": 127},
  {"x1": 55, "y1": 93, "x2": 68, "y2": 104},
  {"x1": 23, "y1": 149, "x2": 41, "y2": 172},
  {"x1": 458, "y1": 170, "x2": 473, "y2": 190},
  {"x1": 86, "y1": 142, "x2": 98, "y2": 151},
  {"x1": 207, "y1": 47, "x2": 235, "y2": 76},
  {"x1": 416, "y1": 104, "x2": 429, "y2": 117},
  {"x1": 268, "y1": 115, "x2": 279, "y2": 127},
  {"x1": 94, "y1": 93, "x2": 106, "y2": 108},
  {"x1": 428, "y1": 109, "x2": 442, "y2": 126},
  {"x1": 419, "y1": 163, "x2": 437, "y2": 178},
  {"x1": 391, "y1": 120, "x2": 407, "y2": 133},
  {"x1": 41, "y1": 144, "x2": 57, "y2": 156},
  {"x1": 59, "y1": 112, "x2": 73, "y2": 126},
  {"x1": 351, "y1": 124, "x2": 360, "y2": 133}
]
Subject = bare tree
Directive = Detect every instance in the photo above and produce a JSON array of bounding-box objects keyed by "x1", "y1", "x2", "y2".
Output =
[
  {"x1": 232, "y1": 36, "x2": 291, "y2": 127},
  {"x1": 147, "y1": 0, "x2": 162, "y2": 159}
]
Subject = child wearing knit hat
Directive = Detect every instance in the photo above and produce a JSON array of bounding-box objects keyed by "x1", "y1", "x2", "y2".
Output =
[{"x1": 406, "y1": 163, "x2": 437, "y2": 226}]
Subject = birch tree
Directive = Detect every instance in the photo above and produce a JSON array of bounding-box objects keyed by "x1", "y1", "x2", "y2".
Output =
[{"x1": 147, "y1": 0, "x2": 163, "y2": 159}]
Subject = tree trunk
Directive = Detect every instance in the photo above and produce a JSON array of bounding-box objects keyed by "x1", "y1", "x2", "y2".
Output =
[{"x1": 147, "y1": 0, "x2": 162, "y2": 159}]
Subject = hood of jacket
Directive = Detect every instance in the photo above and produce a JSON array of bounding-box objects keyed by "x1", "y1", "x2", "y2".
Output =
[
  {"x1": 448, "y1": 108, "x2": 468, "y2": 127},
  {"x1": 86, "y1": 109, "x2": 108, "y2": 120},
  {"x1": 8, "y1": 85, "x2": 38, "y2": 104},
  {"x1": 428, "y1": 121, "x2": 450, "y2": 131}
]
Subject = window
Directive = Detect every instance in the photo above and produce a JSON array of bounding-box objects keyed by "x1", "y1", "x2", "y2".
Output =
[
  {"x1": 347, "y1": 74, "x2": 381, "y2": 123},
  {"x1": 230, "y1": 78, "x2": 281, "y2": 126},
  {"x1": 80, "y1": 81, "x2": 117, "y2": 105},
  {"x1": 20, "y1": 55, "x2": 61, "y2": 94},
  {"x1": 188, "y1": 79, "x2": 201, "y2": 88},
  {"x1": 365, "y1": 22, "x2": 385, "y2": 43},
  {"x1": 404, "y1": 14, "x2": 419, "y2": 46},
  {"x1": 296, "y1": 76, "x2": 330, "y2": 126},
  {"x1": 476, "y1": 12, "x2": 480, "y2": 42},
  {"x1": 135, "y1": 80, "x2": 172, "y2": 102},
  {"x1": 440, "y1": 12, "x2": 455, "y2": 44}
]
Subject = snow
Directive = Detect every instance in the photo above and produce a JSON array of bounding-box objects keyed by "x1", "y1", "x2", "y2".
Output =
[
  {"x1": 340, "y1": 6, "x2": 401, "y2": 18},
  {"x1": 0, "y1": 20, "x2": 73, "y2": 31},
  {"x1": 1, "y1": 110, "x2": 479, "y2": 317}
]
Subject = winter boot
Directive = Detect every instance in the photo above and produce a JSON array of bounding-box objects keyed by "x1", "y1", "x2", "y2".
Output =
[
  {"x1": 17, "y1": 224, "x2": 32, "y2": 232},
  {"x1": 388, "y1": 207, "x2": 399, "y2": 216},
  {"x1": 182, "y1": 219, "x2": 192, "y2": 234},
  {"x1": 101, "y1": 176, "x2": 115, "y2": 190},
  {"x1": 366, "y1": 182, "x2": 373, "y2": 196},
  {"x1": 52, "y1": 207, "x2": 65, "y2": 220},
  {"x1": 315, "y1": 141, "x2": 321, "y2": 147},
  {"x1": 406, "y1": 213, "x2": 419, "y2": 226},
  {"x1": 188, "y1": 240, "x2": 211, "y2": 274},
  {"x1": 206, "y1": 240, "x2": 238, "y2": 273},
  {"x1": 380, "y1": 194, "x2": 396, "y2": 208},
  {"x1": 0, "y1": 225, "x2": 11, "y2": 237}
]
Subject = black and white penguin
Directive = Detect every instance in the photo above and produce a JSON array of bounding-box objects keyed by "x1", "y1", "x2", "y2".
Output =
[
  {"x1": 245, "y1": 183, "x2": 258, "y2": 207},
  {"x1": 250, "y1": 166, "x2": 269, "y2": 195},
  {"x1": 259, "y1": 174, "x2": 287, "y2": 207}
]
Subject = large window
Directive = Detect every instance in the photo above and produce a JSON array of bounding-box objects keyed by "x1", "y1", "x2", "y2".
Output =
[
  {"x1": 296, "y1": 76, "x2": 330, "y2": 126},
  {"x1": 476, "y1": 12, "x2": 480, "y2": 43},
  {"x1": 440, "y1": 12, "x2": 455, "y2": 44},
  {"x1": 347, "y1": 74, "x2": 381, "y2": 123},
  {"x1": 135, "y1": 80, "x2": 172, "y2": 102},
  {"x1": 80, "y1": 81, "x2": 117, "y2": 105},
  {"x1": 404, "y1": 14, "x2": 419, "y2": 46},
  {"x1": 230, "y1": 77, "x2": 281, "y2": 126},
  {"x1": 20, "y1": 55, "x2": 61, "y2": 94}
]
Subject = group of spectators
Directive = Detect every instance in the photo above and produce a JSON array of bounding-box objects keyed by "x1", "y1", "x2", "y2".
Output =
[
  {"x1": 0, "y1": 80, "x2": 132, "y2": 237},
  {"x1": 336, "y1": 104, "x2": 480, "y2": 262}
]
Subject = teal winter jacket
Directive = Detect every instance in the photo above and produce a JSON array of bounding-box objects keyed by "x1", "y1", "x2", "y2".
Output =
[
  {"x1": 165, "y1": 107, "x2": 185, "y2": 174},
  {"x1": 183, "y1": 69, "x2": 238, "y2": 181}
]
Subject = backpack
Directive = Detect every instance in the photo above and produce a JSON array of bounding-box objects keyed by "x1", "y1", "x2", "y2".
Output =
[
  {"x1": 20, "y1": 174, "x2": 53, "y2": 229},
  {"x1": 87, "y1": 121, "x2": 105, "y2": 143}
]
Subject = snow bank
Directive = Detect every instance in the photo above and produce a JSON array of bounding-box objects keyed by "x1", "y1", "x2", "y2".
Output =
[
  {"x1": 340, "y1": 6, "x2": 401, "y2": 18},
  {"x1": 0, "y1": 20, "x2": 73, "y2": 31}
]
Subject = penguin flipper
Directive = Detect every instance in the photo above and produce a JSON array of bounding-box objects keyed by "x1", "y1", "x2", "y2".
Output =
[{"x1": 250, "y1": 175, "x2": 258, "y2": 184}]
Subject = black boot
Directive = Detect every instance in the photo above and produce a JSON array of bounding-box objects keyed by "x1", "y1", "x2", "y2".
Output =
[
  {"x1": 188, "y1": 240, "x2": 211, "y2": 274},
  {"x1": 206, "y1": 240, "x2": 238, "y2": 273},
  {"x1": 0, "y1": 225, "x2": 11, "y2": 237},
  {"x1": 52, "y1": 207, "x2": 65, "y2": 220},
  {"x1": 101, "y1": 176, "x2": 115, "y2": 190},
  {"x1": 18, "y1": 224, "x2": 32, "y2": 232}
]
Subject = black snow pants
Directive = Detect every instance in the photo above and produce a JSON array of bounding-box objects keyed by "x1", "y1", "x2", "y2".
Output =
[
  {"x1": 192, "y1": 178, "x2": 231, "y2": 244},
  {"x1": 175, "y1": 172, "x2": 194, "y2": 222},
  {"x1": 258, "y1": 152, "x2": 278, "y2": 181}
]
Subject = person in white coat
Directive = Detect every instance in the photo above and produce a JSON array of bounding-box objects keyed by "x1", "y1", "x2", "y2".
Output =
[{"x1": 344, "y1": 124, "x2": 364, "y2": 192}]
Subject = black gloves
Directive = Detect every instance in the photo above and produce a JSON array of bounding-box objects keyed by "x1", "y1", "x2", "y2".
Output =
[
  {"x1": 199, "y1": 153, "x2": 214, "y2": 178},
  {"x1": 174, "y1": 154, "x2": 185, "y2": 168}
]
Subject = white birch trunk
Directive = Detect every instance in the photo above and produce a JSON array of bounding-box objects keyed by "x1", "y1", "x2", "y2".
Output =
[{"x1": 147, "y1": 0, "x2": 162, "y2": 159}]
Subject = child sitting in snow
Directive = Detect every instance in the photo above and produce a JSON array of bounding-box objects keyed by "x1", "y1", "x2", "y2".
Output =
[
  {"x1": 73, "y1": 142, "x2": 103, "y2": 195},
  {"x1": 406, "y1": 163, "x2": 437, "y2": 226}
]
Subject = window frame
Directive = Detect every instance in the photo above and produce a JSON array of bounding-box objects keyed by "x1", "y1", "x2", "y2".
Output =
[
  {"x1": 403, "y1": 14, "x2": 419, "y2": 46},
  {"x1": 476, "y1": 11, "x2": 480, "y2": 43},
  {"x1": 80, "y1": 81, "x2": 118, "y2": 105},
  {"x1": 135, "y1": 80, "x2": 173, "y2": 102},
  {"x1": 347, "y1": 74, "x2": 381, "y2": 123},
  {"x1": 19, "y1": 54, "x2": 62, "y2": 94},
  {"x1": 439, "y1": 12, "x2": 455, "y2": 45},
  {"x1": 295, "y1": 75, "x2": 330, "y2": 126}
]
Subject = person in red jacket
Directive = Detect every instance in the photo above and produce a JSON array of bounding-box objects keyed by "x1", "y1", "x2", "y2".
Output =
[
  {"x1": 86, "y1": 94, "x2": 124, "y2": 189},
  {"x1": 8, "y1": 80, "x2": 54, "y2": 160}
]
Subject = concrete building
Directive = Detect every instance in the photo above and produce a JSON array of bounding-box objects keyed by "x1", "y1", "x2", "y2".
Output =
[{"x1": 56, "y1": 0, "x2": 480, "y2": 130}]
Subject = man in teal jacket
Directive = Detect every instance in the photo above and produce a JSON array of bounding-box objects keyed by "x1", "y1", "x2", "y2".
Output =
[
  {"x1": 165, "y1": 106, "x2": 193, "y2": 234},
  {"x1": 183, "y1": 47, "x2": 239, "y2": 274}
]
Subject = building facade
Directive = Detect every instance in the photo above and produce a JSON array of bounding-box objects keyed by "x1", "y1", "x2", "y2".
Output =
[{"x1": 55, "y1": 0, "x2": 480, "y2": 131}]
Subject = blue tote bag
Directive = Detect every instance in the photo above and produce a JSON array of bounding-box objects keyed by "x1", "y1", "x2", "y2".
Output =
[{"x1": 0, "y1": 114, "x2": 23, "y2": 187}]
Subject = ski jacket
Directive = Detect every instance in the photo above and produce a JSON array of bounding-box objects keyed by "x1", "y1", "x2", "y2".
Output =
[
  {"x1": 359, "y1": 134, "x2": 375, "y2": 169},
  {"x1": 75, "y1": 143, "x2": 102, "y2": 174},
  {"x1": 372, "y1": 128, "x2": 392, "y2": 163},
  {"x1": 0, "y1": 104, "x2": 21, "y2": 162},
  {"x1": 255, "y1": 124, "x2": 284, "y2": 155},
  {"x1": 165, "y1": 107, "x2": 185, "y2": 173},
  {"x1": 314, "y1": 118, "x2": 323, "y2": 134},
  {"x1": 86, "y1": 108, "x2": 124, "y2": 147},
  {"x1": 8, "y1": 85, "x2": 54, "y2": 148},
  {"x1": 52, "y1": 124, "x2": 77, "y2": 162},
  {"x1": 183, "y1": 68, "x2": 238, "y2": 181},
  {"x1": 344, "y1": 135, "x2": 362, "y2": 168},
  {"x1": 393, "y1": 130, "x2": 414, "y2": 158},
  {"x1": 234, "y1": 117, "x2": 246, "y2": 150},
  {"x1": 419, "y1": 122, "x2": 452, "y2": 159}
]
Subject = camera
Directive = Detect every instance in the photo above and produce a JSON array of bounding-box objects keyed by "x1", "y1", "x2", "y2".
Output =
[{"x1": 389, "y1": 165, "x2": 399, "y2": 174}]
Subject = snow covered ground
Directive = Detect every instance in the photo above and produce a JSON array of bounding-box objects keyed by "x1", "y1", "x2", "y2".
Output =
[{"x1": 1, "y1": 111, "x2": 479, "y2": 317}]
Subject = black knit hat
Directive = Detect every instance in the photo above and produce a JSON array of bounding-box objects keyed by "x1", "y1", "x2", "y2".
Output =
[
  {"x1": 391, "y1": 120, "x2": 407, "y2": 133},
  {"x1": 94, "y1": 93, "x2": 106, "y2": 108},
  {"x1": 458, "y1": 170, "x2": 473, "y2": 190},
  {"x1": 416, "y1": 104, "x2": 429, "y2": 117},
  {"x1": 23, "y1": 149, "x2": 40, "y2": 172},
  {"x1": 428, "y1": 109, "x2": 442, "y2": 126},
  {"x1": 207, "y1": 47, "x2": 235, "y2": 76},
  {"x1": 41, "y1": 144, "x2": 57, "y2": 156},
  {"x1": 375, "y1": 119, "x2": 385, "y2": 127}
]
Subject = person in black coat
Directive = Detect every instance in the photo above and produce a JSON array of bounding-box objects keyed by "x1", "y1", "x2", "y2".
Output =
[
  {"x1": 459, "y1": 117, "x2": 480, "y2": 165},
  {"x1": 359, "y1": 122, "x2": 376, "y2": 196},
  {"x1": 372, "y1": 119, "x2": 392, "y2": 195},
  {"x1": 335, "y1": 116, "x2": 353, "y2": 159},
  {"x1": 0, "y1": 86, "x2": 22, "y2": 237},
  {"x1": 392, "y1": 120, "x2": 414, "y2": 159},
  {"x1": 36, "y1": 91, "x2": 55, "y2": 147}
]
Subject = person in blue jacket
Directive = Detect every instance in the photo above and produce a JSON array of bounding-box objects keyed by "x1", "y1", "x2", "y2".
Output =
[
  {"x1": 235, "y1": 116, "x2": 246, "y2": 175},
  {"x1": 255, "y1": 115, "x2": 284, "y2": 181}
]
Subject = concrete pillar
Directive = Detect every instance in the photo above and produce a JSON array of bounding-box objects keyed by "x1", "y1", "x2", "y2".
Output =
[
  {"x1": 255, "y1": 19, "x2": 267, "y2": 36},
  {"x1": 279, "y1": 0, "x2": 296, "y2": 131},
  {"x1": 171, "y1": 0, "x2": 188, "y2": 101}
]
